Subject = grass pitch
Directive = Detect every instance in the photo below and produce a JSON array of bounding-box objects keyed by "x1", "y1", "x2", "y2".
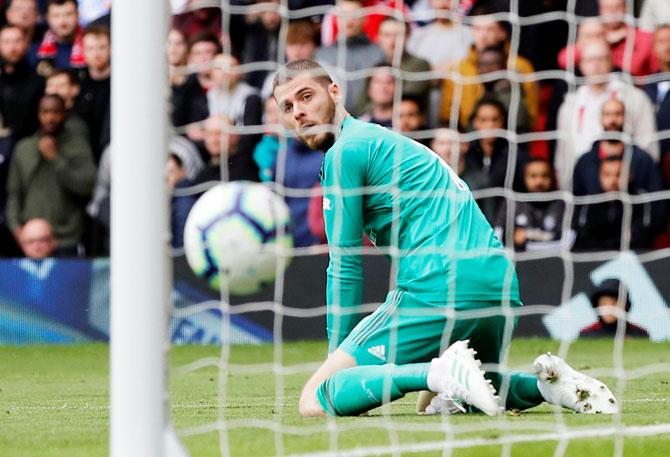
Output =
[{"x1": 1, "y1": 338, "x2": 669, "y2": 457}]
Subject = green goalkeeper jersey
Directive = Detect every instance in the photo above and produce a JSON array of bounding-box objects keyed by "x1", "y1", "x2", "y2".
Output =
[{"x1": 321, "y1": 116, "x2": 520, "y2": 349}]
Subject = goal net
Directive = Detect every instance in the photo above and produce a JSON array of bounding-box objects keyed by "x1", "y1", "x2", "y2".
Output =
[{"x1": 115, "y1": 0, "x2": 670, "y2": 455}]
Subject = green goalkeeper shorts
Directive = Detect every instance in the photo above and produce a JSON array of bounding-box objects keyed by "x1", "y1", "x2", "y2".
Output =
[{"x1": 339, "y1": 290, "x2": 523, "y2": 367}]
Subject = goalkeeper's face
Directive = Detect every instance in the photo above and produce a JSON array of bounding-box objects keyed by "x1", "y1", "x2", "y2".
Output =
[{"x1": 274, "y1": 74, "x2": 339, "y2": 151}]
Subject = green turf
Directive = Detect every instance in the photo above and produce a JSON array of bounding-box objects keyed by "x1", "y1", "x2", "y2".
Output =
[{"x1": 1, "y1": 338, "x2": 669, "y2": 456}]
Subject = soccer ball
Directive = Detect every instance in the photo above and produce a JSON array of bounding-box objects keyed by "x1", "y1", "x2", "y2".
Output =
[{"x1": 183, "y1": 182, "x2": 293, "y2": 295}]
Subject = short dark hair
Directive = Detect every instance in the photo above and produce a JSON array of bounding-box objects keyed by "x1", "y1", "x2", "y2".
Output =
[
  {"x1": 470, "y1": 4, "x2": 509, "y2": 38},
  {"x1": 188, "y1": 31, "x2": 223, "y2": 54},
  {"x1": 470, "y1": 4, "x2": 499, "y2": 17},
  {"x1": 471, "y1": 96, "x2": 508, "y2": 126},
  {"x1": 40, "y1": 93, "x2": 66, "y2": 110},
  {"x1": 286, "y1": 19, "x2": 318, "y2": 46},
  {"x1": 84, "y1": 23, "x2": 110, "y2": 40},
  {"x1": 47, "y1": 68, "x2": 78, "y2": 86},
  {"x1": 47, "y1": 0, "x2": 78, "y2": 11},
  {"x1": 400, "y1": 94, "x2": 425, "y2": 114},
  {"x1": 524, "y1": 157, "x2": 555, "y2": 176},
  {"x1": 272, "y1": 59, "x2": 333, "y2": 95}
]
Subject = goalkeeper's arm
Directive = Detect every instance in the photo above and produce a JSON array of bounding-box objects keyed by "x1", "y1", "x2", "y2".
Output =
[{"x1": 322, "y1": 140, "x2": 367, "y2": 352}]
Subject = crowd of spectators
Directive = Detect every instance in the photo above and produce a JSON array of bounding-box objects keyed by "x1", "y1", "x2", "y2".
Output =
[{"x1": 1, "y1": 0, "x2": 669, "y2": 259}]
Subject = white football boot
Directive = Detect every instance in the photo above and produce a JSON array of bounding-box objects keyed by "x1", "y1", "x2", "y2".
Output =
[
  {"x1": 533, "y1": 353, "x2": 619, "y2": 414},
  {"x1": 427, "y1": 340, "x2": 502, "y2": 416}
]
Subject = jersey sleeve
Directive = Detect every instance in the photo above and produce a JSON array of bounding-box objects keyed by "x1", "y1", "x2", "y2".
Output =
[{"x1": 321, "y1": 139, "x2": 368, "y2": 352}]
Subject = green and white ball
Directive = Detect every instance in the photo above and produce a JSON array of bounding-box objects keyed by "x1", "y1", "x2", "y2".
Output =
[{"x1": 183, "y1": 182, "x2": 293, "y2": 295}]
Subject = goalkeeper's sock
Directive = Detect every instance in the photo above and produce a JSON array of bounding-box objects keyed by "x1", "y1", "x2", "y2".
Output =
[
  {"x1": 504, "y1": 372, "x2": 545, "y2": 410},
  {"x1": 316, "y1": 363, "x2": 429, "y2": 416}
]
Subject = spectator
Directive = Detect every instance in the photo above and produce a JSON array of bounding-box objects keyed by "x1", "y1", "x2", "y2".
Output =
[
  {"x1": 208, "y1": 53, "x2": 263, "y2": 158},
  {"x1": 462, "y1": 97, "x2": 527, "y2": 222},
  {"x1": 359, "y1": 66, "x2": 395, "y2": 128},
  {"x1": 315, "y1": 0, "x2": 384, "y2": 114},
  {"x1": 36, "y1": 0, "x2": 85, "y2": 76},
  {"x1": 193, "y1": 116, "x2": 259, "y2": 184},
  {"x1": 475, "y1": 45, "x2": 530, "y2": 132},
  {"x1": 370, "y1": 16, "x2": 431, "y2": 116},
  {"x1": 261, "y1": 19, "x2": 319, "y2": 99},
  {"x1": 241, "y1": 0, "x2": 281, "y2": 89},
  {"x1": 167, "y1": 27, "x2": 189, "y2": 87},
  {"x1": 572, "y1": 99, "x2": 664, "y2": 196},
  {"x1": 394, "y1": 95, "x2": 428, "y2": 144},
  {"x1": 5, "y1": 0, "x2": 45, "y2": 66},
  {"x1": 171, "y1": 1, "x2": 222, "y2": 40},
  {"x1": 0, "y1": 24, "x2": 44, "y2": 141},
  {"x1": 599, "y1": 0, "x2": 655, "y2": 76},
  {"x1": 572, "y1": 156, "x2": 664, "y2": 251},
  {"x1": 580, "y1": 279, "x2": 648, "y2": 338},
  {"x1": 557, "y1": 18, "x2": 606, "y2": 71},
  {"x1": 405, "y1": 0, "x2": 472, "y2": 69},
  {"x1": 319, "y1": 0, "x2": 409, "y2": 47},
  {"x1": 555, "y1": 40, "x2": 658, "y2": 190},
  {"x1": 558, "y1": 9, "x2": 656, "y2": 77},
  {"x1": 439, "y1": 5, "x2": 539, "y2": 130},
  {"x1": 167, "y1": 137, "x2": 205, "y2": 249},
  {"x1": 45, "y1": 69, "x2": 89, "y2": 138},
  {"x1": 643, "y1": 24, "x2": 670, "y2": 173},
  {"x1": 18, "y1": 217, "x2": 57, "y2": 259},
  {"x1": 5, "y1": 94, "x2": 96, "y2": 255},
  {"x1": 171, "y1": 31, "x2": 222, "y2": 139},
  {"x1": 75, "y1": 23, "x2": 110, "y2": 162},
  {"x1": 493, "y1": 158, "x2": 569, "y2": 252}
]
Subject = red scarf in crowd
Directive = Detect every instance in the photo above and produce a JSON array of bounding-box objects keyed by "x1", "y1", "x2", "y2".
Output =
[{"x1": 37, "y1": 25, "x2": 86, "y2": 68}]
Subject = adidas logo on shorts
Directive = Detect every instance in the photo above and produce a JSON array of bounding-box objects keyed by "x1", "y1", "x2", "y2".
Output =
[{"x1": 367, "y1": 345, "x2": 386, "y2": 361}]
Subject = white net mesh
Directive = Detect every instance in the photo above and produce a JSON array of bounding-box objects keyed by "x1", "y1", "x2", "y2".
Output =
[{"x1": 168, "y1": 0, "x2": 670, "y2": 455}]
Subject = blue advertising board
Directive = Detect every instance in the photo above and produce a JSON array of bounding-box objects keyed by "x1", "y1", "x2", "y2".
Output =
[{"x1": 0, "y1": 252, "x2": 668, "y2": 344}]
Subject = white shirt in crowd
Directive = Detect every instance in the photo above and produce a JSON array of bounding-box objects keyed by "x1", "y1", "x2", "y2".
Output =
[{"x1": 406, "y1": 21, "x2": 473, "y2": 68}]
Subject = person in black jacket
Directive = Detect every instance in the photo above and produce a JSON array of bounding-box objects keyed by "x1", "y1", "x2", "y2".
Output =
[
  {"x1": 241, "y1": 0, "x2": 280, "y2": 89},
  {"x1": 573, "y1": 156, "x2": 666, "y2": 251},
  {"x1": 75, "y1": 23, "x2": 110, "y2": 163},
  {"x1": 171, "y1": 31, "x2": 221, "y2": 140},
  {"x1": 494, "y1": 158, "x2": 568, "y2": 251},
  {"x1": 0, "y1": 24, "x2": 44, "y2": 141},
  {"x1": 462, "y1": 97, "x2": 527, "y2": 223},
  {"x1": 192, "y1": 116, "x2": 259, "y2": 184}
]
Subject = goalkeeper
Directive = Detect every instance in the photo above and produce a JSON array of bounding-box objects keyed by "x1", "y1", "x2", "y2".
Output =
[{"x1": 273, "y1": 60, "x2": 618, "y2": 417}]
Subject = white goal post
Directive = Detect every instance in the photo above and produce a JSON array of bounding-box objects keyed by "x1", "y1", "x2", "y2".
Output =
[{"x1": 109, "y1": 0, "x2": 187, "y2": 456}]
